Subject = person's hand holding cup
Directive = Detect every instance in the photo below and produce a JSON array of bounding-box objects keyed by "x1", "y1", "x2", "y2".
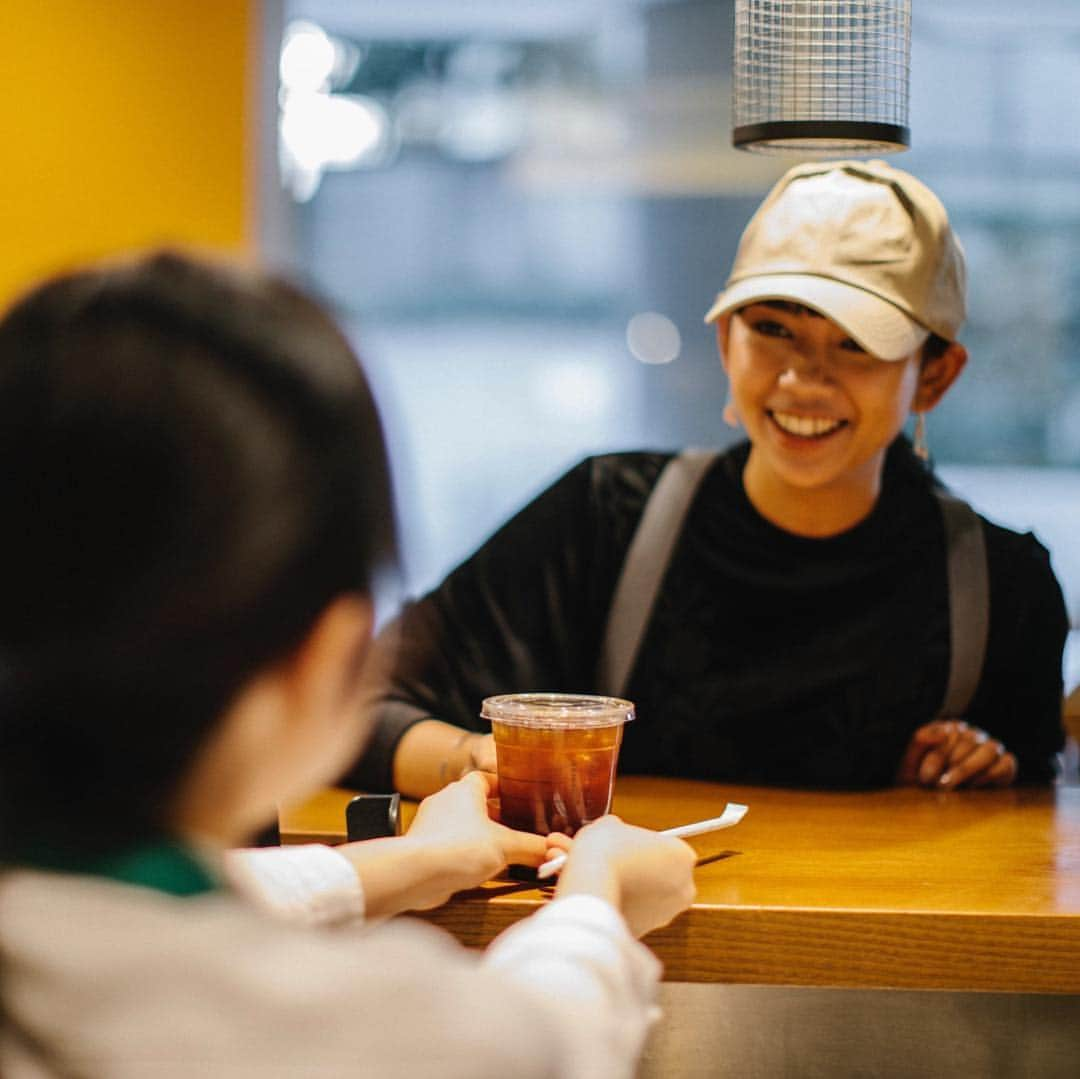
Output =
[
  {"x1": 481, "y1": 693, "x2": 633, "y2": 837},
  {"x1": 480, "y1": 693, "x2": 695, "y2": 935}
]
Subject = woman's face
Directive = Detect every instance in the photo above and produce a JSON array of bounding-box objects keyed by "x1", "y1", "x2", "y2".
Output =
[
  {"x1": 719, "y1": 303, "x2": 922, "y2": 501},
  {"x1": 172, "y1": 595, "x2": 377, "y2": 848}
]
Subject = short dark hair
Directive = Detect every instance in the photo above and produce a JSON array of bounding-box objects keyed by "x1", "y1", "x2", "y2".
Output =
[
  {"x1": 0, "y1": 251, "x2": 395, "y2": 861},
  {"x1": 921, "y1": 332, "x2": 951, "y2": 363}
]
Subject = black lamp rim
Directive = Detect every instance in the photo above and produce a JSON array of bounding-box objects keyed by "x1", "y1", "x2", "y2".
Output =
[{"x1": 733, "y1": 121, "x2": 910, "y2": 149}]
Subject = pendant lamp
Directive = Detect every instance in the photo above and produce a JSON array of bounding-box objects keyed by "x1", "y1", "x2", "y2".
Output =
[{"x1": 733, "y1": 0, "x2": 911, "y2": 155}]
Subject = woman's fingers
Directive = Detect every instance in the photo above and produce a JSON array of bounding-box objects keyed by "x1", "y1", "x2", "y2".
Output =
[
  {"x1": 967, "y1": 749, "x2": 1018, "y2": 788},
  {"x1": 463, "y1": 769, "x2": 498, "y2": 797},
  {"x1": 897, "y1": 721, "x2": 952, "y2": 784},
  {"x1": 918, "y1": 746, "x2": 948, "y2": 786},
  {"x1": 917, "y1": 721, "x2": 967, "y2": 785},
  {"x1": 938, "y1": 737, "x2": 996, "y2": 788},
  {"x1": 898, "y1": 720, "x2": 1017, "y2": 791},
  {"x1": 895, "y1": 737, "x2": 928, "y2": 785},
  {"x1": 544, "y1": 831, "x2": 573, "y2": 854},
  {"x1": 899, "y1": 722, "x2": 1016, "y2": 790},
  {"x1": 938, "y1": 727, "x2": 1016, "y2": 789},
  {"x1": 494, "y1": 823, "x2": 550, "y2": 867},
  {"x1": 469, "y1": 733, "x2": 497, "y2": 773}
]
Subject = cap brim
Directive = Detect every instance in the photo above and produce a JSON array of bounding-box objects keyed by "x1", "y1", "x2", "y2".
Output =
[{"x1": 704, "y1": 274, "x2": 929, "y2": 361}]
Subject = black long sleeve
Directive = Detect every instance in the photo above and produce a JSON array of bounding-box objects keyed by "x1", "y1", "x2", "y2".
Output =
[{"x1": 348, "y1": 440, "x2": 1067, "y2": 791}]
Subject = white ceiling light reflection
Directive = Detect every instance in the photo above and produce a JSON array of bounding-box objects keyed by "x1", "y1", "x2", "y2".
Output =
[
  {"x1": 282, "y1": 93, "x2": 388, "y2": 170},
  {"x1": 279, "y1": 19, "x2": 375, "y2": 201},
  {"x1": 280, "y1": 21, "x2": 337, "y2": 93},
  {"x1": 626, "y1": 312, "x2": 681, "y2": 365},
  {"x1": 531, "y1": 362, "x2": 614, "y2": 424},
  {"x1": 280, "y1": 93, "x2": 392, "y2": 201}
]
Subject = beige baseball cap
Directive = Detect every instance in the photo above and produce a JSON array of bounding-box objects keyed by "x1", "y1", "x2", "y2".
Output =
[{"x1": 704, "y1": 160, "x2": 966, "y2": 361}]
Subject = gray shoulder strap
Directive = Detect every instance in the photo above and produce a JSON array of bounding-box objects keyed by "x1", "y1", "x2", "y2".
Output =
[
  {"x1": 934, "y1": 488, "x2": 989, "y2": 719},
  {"x1": 597, "y1": 449, "x2": 718, "y2": 698},
  {"x1": 597, "y1": 457, "x2": 988, "y2": 717}
]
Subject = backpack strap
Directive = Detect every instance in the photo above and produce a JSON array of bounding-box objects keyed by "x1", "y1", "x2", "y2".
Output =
[
  {"x1": 933, "y1": 488, "x2": 989, "y2": 719},
  {"x1": 597, "y1": 450, "x2": 718, "y2": 697}
]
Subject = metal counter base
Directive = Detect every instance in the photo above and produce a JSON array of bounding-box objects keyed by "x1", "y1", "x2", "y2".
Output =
[{"x1": 642, "y1": 983, "x2": 1080, "y2": 1079}]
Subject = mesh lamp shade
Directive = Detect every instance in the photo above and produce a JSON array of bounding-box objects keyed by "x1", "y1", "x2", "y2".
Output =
[{"x1": 733, "y1": 0, "x2": 911, "y2": 155}]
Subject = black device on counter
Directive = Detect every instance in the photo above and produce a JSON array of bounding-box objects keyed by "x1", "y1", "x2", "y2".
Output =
[{"x1": 345, "y1": 793, "x2": 402, "y2": 841}]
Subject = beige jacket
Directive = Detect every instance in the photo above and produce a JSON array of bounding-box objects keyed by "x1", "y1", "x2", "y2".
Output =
[{"x1": 0, "y1": 847, "x2": 659, "y2": 1078}]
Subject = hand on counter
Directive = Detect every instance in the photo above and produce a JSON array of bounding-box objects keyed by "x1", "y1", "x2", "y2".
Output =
[
  {"x1": 896, "y1": 720, "x2": 1018, "y2": 790},
  {"x1": 335, "y1": 772, "x2": 570, "y2": 919},
  {"x1": 554, "y1": 816, "x2": 697, "y2": 939}
]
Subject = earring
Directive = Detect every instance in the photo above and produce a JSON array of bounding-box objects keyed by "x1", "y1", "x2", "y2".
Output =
[
  {"x1": 723, "y1": 395, "x2": 740, "y2": 429},
  {"x1": 913, "y1": 412, "x2": 929, "y2": 462}
]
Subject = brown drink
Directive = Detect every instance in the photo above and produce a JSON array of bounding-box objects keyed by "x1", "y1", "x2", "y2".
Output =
[{"x1": 481, "y1": 693, "x2": 634, "y2": 836}]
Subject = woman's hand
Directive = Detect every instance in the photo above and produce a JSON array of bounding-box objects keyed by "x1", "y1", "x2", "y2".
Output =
[
  {"x1": 408, "y1": 770, "x2": 568, "y2": 889},
  {"x1": 896, "y1": 720, "x2": 1018, "y2": 790},
  {"x1": 336, "y1": 772, "x2": 569, "y2": 919},
  {"x1": 444, "y1": 732, "x2": 496, "y2": 779},
  {"x1": 554, "y1": 815, "x2": 697, "y2": 939}
]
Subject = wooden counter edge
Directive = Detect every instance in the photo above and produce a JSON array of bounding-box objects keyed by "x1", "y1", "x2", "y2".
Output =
[{"x1": 416, "y1": 897, "x2": 1080, "y2": 994}]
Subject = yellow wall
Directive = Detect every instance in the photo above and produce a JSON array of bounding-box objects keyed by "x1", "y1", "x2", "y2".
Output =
[{"x1": 0, "y1": 1, "x2": 253, "y2": 305}]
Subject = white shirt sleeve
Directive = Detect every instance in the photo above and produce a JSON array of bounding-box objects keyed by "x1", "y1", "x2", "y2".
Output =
[
  {"x1": 223, "y1": 846, "x2": 661, "y2": 1076},
  {"x1": 216, "y1": 846, "x2": 656, "y2": 1075},
  {"x1": 223, "y1": 844, "x2": 365, "y2": 927},
  {"x1": 483, "y1": 894, "x2": 662, "y2": 1079}
]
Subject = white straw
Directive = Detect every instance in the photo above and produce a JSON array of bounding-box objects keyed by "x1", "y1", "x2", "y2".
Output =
[{"x1": 535, "y1": 802, "x2": 748, "y2": 880}]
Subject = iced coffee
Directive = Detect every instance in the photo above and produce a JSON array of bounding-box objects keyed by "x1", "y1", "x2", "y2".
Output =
[{"x1": 481, "y1": 693, "x2": 634, "y2": 836}]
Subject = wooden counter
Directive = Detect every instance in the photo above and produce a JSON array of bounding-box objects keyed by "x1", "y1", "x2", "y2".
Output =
[{"x1": 279, "y1": 777, "x2": 1080, "y2": 994}]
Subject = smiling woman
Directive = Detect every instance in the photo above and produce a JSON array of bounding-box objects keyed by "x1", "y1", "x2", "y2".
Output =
[
  {"x1": 350, "y1": 159, "x2": 1068, "y2": 801},
  {"x1": 716, "y1": 299, "x2": 965, "y2": 537}
]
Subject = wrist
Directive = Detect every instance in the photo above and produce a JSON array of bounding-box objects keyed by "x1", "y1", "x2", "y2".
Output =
[
  {"x1": 439, "y1": 730, "x2": 483, "y2": 786},
  {"x1": 336, "y1": 834, "x2": 453, "y2": 918},
  {"x1": 391, "y1": 831, "x2": 495, "y2": 907},
  {"x1": 392, "y1": 720, "x2": 479, "y2": 798},
  {"x1": 438, "y1": 730, "x2": 470, "y2": 785},
  {"x1": 554, "y1": 852, "x2": 621, "y2": 910}
]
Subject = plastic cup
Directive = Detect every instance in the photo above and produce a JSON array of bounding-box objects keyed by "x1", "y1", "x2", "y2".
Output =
[{"x1": 481, "y1": 693, "x2": 634, "y2": 837}]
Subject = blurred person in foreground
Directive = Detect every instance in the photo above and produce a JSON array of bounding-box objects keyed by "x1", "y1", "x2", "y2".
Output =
[
  {"x1": 352, "y1": 160, "x2": 1067, "y2": 800},
  {"x1": 0, "y1": 251, "x2": 695, "y2": 1077}
]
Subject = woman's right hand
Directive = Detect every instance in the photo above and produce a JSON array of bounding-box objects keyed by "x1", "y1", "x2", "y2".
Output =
[
  {"x1": 335, "y1": 772, "x2": 570, "y2": 918},
  {"x1": 896, "y1": 720, "x2": 1018, "y2": 789},
  {"x1": 554, "y1": 816, "x2": 696, "y2": 938}
]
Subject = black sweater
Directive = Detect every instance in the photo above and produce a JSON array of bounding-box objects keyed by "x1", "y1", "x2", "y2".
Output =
[{"x1": 351, "y1": 438, "x2": 1067, "y2": 791}]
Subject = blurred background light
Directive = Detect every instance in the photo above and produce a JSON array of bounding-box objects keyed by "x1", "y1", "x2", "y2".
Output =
[
  {"x1": 531, "y1": 361, "x2": 615, "y2": 424},
  {"x1": 280, "y1": 19, "x2": 362, "y2": 94},
  {"x1": 437, "y1": 89, "x2": 524, "y2": 162},
  {"x1": 626, "y1": 311, "x2": 681, "y2": 365},
  {"x1": 281, "y1": 93, "x2": 388, "y2": 169},
  {"x1": 279, "y1": 91, "x2": 392, "y2": 200},
  {"x1": 280, "y1": 20, "x2": 338, "y2": 93},
  {"x1": 393, "y1": 79, "x2": 445, "y2": 144}
]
